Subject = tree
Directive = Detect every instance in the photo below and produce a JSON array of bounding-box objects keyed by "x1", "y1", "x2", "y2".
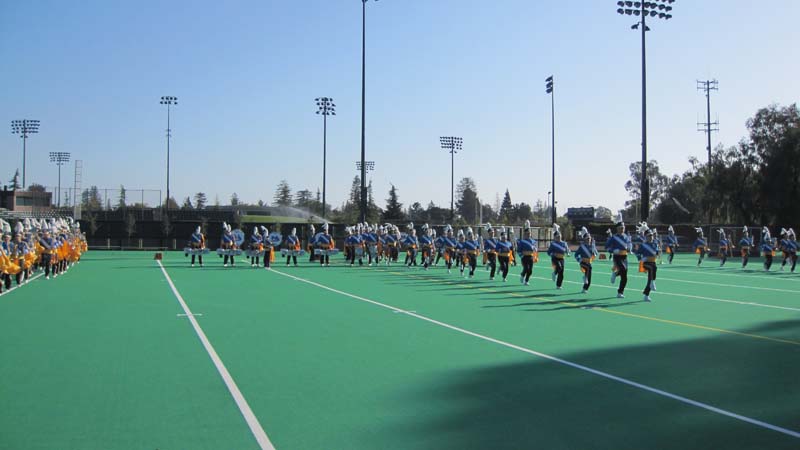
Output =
[
  {"x1": 194, "y1": 192, "x2": 207, "y2": 209},
  {"x1": 499, "y1": 189, "x2": 513, "y2": 222},
  {"x1": 118, "y1": 185, "x2": 127, "y2": 209},
  {"x1": 456, "y1": 177, "x2": 479, "y2": 223},
  {"x1": 274, "y1": 180, "x2": 292, "y2": 206},
  {"x1": 512, "y1": 202, "x2": 533, "y2": 223},
  {"x1": 366, "y1": 180, "x2": 381, "y2": 223},
  {"x1": 163, "y1": 197, "x2": 179, "y2": 210},
  {"x1": 424, "y1": 202, "x2": 450, "y2": 224},
  {"x1": 125, "y1": 213, "x2": 137, "y2": 246},
  {"x1": 182, "y1": 196, "x2": 193, "y2": 210},
  {"x1": 257, "y1": 199, "x2": 265, "y2": 208},
  {"x1": 408, "y1": 202, "x2": 424, "y2": 222},
  {"x1": 595, "y1": 206, "x2": 613, "y2": 220},
  {"x1": 161, "y1": 213, "x2": 172, "y2": 239},
  {"x1": 624, "y1": 160, "x2": 671, "y2": 218},
  {"x1": 28, "y1": 183, "x2": 46, "y2": 193},
  {"x1": 295, "y1": 189, "x2": 313, "y2": 209},
  {"x1": 9, "y1": 170, "x2": 21, "y2": 190},
  {"x1": 230, "y1": 192, "x2": 240, "y2": 206},
  {"x1": 84, "y1": 212, "x2": 99, "y2": 237},
  {"x1": 382, "y1": 184, "x2": 405, "y2": 221},
  {"x1": 81, "y1": 186, "x2": 102, "y2": 211}
]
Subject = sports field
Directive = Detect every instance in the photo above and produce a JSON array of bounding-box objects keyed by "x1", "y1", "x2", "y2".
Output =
[{"x1": 1, "y1": 251, "x2": 798, "y2": 450}]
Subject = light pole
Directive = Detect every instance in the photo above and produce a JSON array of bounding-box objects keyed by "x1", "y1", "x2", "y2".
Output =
[
  {"x1": 316, "y1": 97, "x2": 336, "y2": 218},
  {"x1": 160, "y1": 96, "x2": 178, "y2": 209},
  {"x1": 440, "y1": 136, "x2": 463, "y2": 220},
  {"x1": 616, "y1": 0, "x2": 675, "y2": 222},
  {"x1": 11, "y1": 119, "x2": 40, "y2": 189},
  {"x1": 545, "y1": 76, "x2": 556, "y2": 223},
  {"x1": 697, "y1": 79, "x2": 718, "y2": 226},
  {"x1": 359, "y1": 0, "x2": 379, "y2": 223},
  {"x1": 49, "y1": 152, "x2": 71, "y2": 208}
]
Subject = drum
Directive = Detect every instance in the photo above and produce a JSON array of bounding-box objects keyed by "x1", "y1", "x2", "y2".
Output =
[
  {"x1": 268, "y1": 232, "x2": 282, "y2": 246},
  {"x1": 232, "y1": 229, "x2": 245, "y2": 247},
  {"x1": 355, "y1": 247, "x2": 364, "y2": 257},
  {"x1": 216, "y1": 248, "x2": 243, "y2": 257},
  {"x1": 184, "y1": 247, "x2": 210, "y2": 256},
  {"x1": 246, "y1": 249, "x2": 265, "y2": 257}
]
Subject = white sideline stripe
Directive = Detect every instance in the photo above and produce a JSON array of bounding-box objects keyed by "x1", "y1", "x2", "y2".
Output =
[
  {"x1": 531, "y1": 276, "x2": 800, "y2": 313},
  {"x1": 562, "y1": 266, "x2": 798, "y2": 294},
  {"x1": 270, "y1": 268, "x2": 800, "y2": 440},
  {"x1": 0, "y1": 272, "x2": 45, "y2": 297},
  {"x1": 157, "y1": 261, "x2": 275, "y2": 450}
]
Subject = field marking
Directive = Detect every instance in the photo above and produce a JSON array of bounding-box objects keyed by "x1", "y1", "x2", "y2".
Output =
[
  {"x1": 385, "y1": 270, "x2": 800, "y2": 346},
  {"x1": 269, "y1": 268, "x2": 800, "y2": 440},
  {"x1": 599, "y1": 261, "x2": 799, "y2": 283},
  {"x1": 561, "y1": 266, "x2": 798, "y2": 294},
  {"x1": 157, "y1": 261, "x2": 275, "y2": 450},
  {"x1": 0, "y1": 272, "x2": 45, "y2": 297}
]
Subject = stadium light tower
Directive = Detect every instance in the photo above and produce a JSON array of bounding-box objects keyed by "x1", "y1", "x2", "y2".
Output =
[
  {"x1": 359, "y1": 0, "x2": 379, "y2": 223},
  {"x1": 545, "y1": 76, "x2": 556, "y2": 224},
  {"x1": 49, "y1": 152, "x2": 71, "y2": 208},
  {"x1": 440, "y1": 136, "x2": 463, "y2": 220},
  {"x1": 160, "y1": 96, "x2": 178, "y2": 209},
  {"x1": 316, "y1": 97, "x2": 336, "y2": 219},
  {"x1": 616, "y1": 0, "x2": 675, "y2": 222},
  {"x1": 10, "y1": 119, "x2": 40, "y2": 189}
]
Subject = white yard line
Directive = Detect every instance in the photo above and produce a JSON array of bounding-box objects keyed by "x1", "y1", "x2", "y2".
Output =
[
  {"x1": 158, "y1": 261, "x2": 275, "y2": 450},
  {"x1": 270, "y1": 268, "x2": 800, "y2": 440}
]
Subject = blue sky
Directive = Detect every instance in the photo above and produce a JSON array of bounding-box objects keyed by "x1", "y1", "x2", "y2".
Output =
[{"x1": 2, "y1": 0, "x2": 798, "y2": 213}]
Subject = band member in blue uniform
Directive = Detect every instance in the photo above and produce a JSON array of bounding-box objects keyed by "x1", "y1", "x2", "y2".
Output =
[
  {"x1": 220, "y1": 223, "x2": 237, "y2": 267},
  {"x1": 385, "y1": 226, "x2": 399, "y2": 265},
  {"x1": 547, "y1": 224, "x2": 569, "y2": 289},
  {"x1": 463, "y1": 228, "x2": 480, "y2": 278},
  {"x1": 249, "y1": 227, "x2": 263, "y2": 267},
  {"x1": 496, "y1": 229, "x2": 513, "y2": 282},
  {"x1": 364, "y1": 225, "x2": 378, "y2": 266},
  {"x1": 345, "y1": 227, "x2": 364, "y2": 266},
  {"x1": 606, "y1": 221, "x2": 631, "y2": 298},
  {"x1": 455, "y1": 230, "x2": 467, "y2": 276},
  {"x1": 190, "y1": 226, "x2": 205, "y2": 267},
  {"x1": 316, "y1": 223, "x2": 334, "y2": 267},
  {"x1": 307, "y1": 225, "x2": 316, "y2": 263},
  {"x1": 284, "y1": 228, "x2": 300, "y2": 266},
  {"x1": 419, "y1": 224, "x2": 435, "y2": 270},
  {"x1": 10, "y1": 231, "x2": 30, "y2": 286},
  {"x1": 636, "y1": 226, "x2": 660, "y2": 302},
  {"x1": 717, "y1": 229, "x2": 732, "y2": 267},
  {"x1": 778, "y1": 228, "x2": 796, "y2": 272},
  {"x1": 761, "y1": 227, "x2": 775, "y2": 271},
  {"x1": 260, "y1": 226, "x2": 273, "y2": 269},
  {"x1": 442, "y1": 226, "x2": 457, "y2": 274},
  {"x1": 739, "y1": 226, "x2": 753, "y2": 268},
  {"x1": 662, "y1": 226, "x2": 678, "y2": 264},
  {"x1": 788, "y1": 229, "x2": 798, "y2": 273},
  {"x1": 574, "y1": 227, "x2": 598, "y2": 293},
  {"x1": 483, "y1": 225, "x2": 499, "y2": 280},
  {"x1": 692, "y1": 228, "x2": 707, "y2": 267},
  {"x1": 39, "y1": 228, "x2": 57, "y2": 279},
  {"x1": 517, "y1": 221, "x2": 537, "y2": 286},
  {"x1": 403, "y1": 226, "x2": 419, "y2": 268},
  {"x1": 433, "y1": 229, "x2": 445, "y2": 266}
]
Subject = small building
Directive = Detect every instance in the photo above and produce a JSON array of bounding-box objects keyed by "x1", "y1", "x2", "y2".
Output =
[
  {"x1": 565, "y1": 207, "x2": 595, "y2": 225},
  {"x1": 0, "y1": 187, "x2": 53, "y2": 213}
]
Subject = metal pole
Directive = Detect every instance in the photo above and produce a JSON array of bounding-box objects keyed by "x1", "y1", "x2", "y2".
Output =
[
  {"x1": 323, "y1": 112, "x2": 327, "y2": 219},
  {"x1": 22, "y1": 135, "x2": 27, "y2": 189},
  {"x1": 359, "y1": 0, "x2": 367, "y2": 223},
  {"x1": 705, "y1": 82, "x2": 712, "y2": 165},
  {"x1": 166, "y1": 103, "x2": 171, "y2": 210},
  {"x1": 57, "y1": 164, "x2": 62, "y2": 208},
  {"x1": 551, "y1": 85, "x2": 556, "y2": 224},
  {"x1": 640, "y1": 3, "x2": 649, "y2": 222},
  {"x1": 450, "y1": 148, "x2": 455, "y2": 220}
]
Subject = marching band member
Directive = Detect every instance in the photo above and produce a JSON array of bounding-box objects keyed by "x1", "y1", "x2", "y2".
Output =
[
  {"x1": 635, "y1": 226, "x2": 660, "y2": 302},
  {"x1": 220, "y1": 222, "x2": 237, "y2": 267},
  {"x1": 692, "y1": 227, "x2": 707, "y2": 267},
  {"x1": 307, "y1": 225, "x2": 316, "y2": 262},
  {"x1": 463, "y1": 228, "x2": 480, "y2": 278},
  {"x1": 249, "y1": 227, "x2": 263, "y2": 267},
  {"x1": 316, "y1": 223, "x2": 334, "y2": 267},
  {"x1": 403, "y1": 225, "x2": 419, "y2": 267},
  {"x1": 39, "y1": 227, "x2": 57, "y2": 279},
  {"x1": 546, "y1": 224, "x2": 569, "y2": 290},
  {"x1": 507, "y1": 228, "x2": 517, "y2": 267},
  {"x1": 364, "y1": 224, "x2": 378, "y2": 266},
  {"x1": 345, "y1": 226, "x2": 364, "y2": 266},
  {"x1": 455, "y1": 229, "x2": 467, "y2": 276},
  {"x1": 761, "y1": 227, "x2": 775, "y2": 271},
  {"x1": 495, "y1": 228, "x2": 514, "y2": 282},
  {"x1": 718, "y1": 229, "x2": 732, "y2": 267},
  {"x1": 385, "y1": 225, "x2": 399, "y2": 266},
  {"x1": 189, "y1": 226, "x2": 205, "y2": 267},
  {"x1": 284, "y1": 228, "x2": 301, "y2": 266},
  {"x1": 442, "y1": 226, "x2": 457, "y2": 274},
  {"x1": 259, "y1": 226, "x2": 273, "y2": 269},
  {"x1": 606, "y1": 221, "x2": 631, "y2": 299},
  {"x1": 517, "y1": 221, "x2": 537, "y2": 286},
  {"x1": 787, "y1": 229, "x2": 798, "y2": 273},
  {"x1": 483, "y1": 224, "x2": 499, "y2": 280},
  {"x1": 739, "y1": 226, "x2": 753, "y2": 268},
  {"x1": 433, "y1": 229, "x2": 445, "y2": 266},
  {"x1": 11, "y1": 229, "x2": 30, "y2": 285},
  {"x1": 1, "y1": 232, "x2": 14, "y2": 290},
  {"x1": 419, "y1": 224, "x2": 435, "y2": 270},
  {"x1": 778, "y1": 228, "x2": 795, "y2": 272},
  {"x1": 574, "y1": 227, "x2": 598, "y2": 293},
  {"x1": 662, "y1": 226, "x2": 678, "y2": 264}
]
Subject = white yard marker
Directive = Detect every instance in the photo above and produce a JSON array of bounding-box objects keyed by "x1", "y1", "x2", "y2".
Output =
[{"x1": 158, "y1": 261, "x2": 275, "y2": 450}]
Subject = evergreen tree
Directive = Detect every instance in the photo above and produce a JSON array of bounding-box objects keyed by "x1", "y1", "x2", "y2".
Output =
[
  {"x1": 182, "y1": 196, "x2": 193, "y2": 210},
  {"x1": 382, "y1": 184, "x2": 405, "y2": 221},
  {"x1": 118, "y1": 185, "x2": 127, "y2": 209},
  {"x1": 455, "y1": 177, "x2": 479, "y2": 223},
  {"x1": 9, "y1": 170, "x2": 21, "y2": 190},
  {"x1": 230, "y1": 192, "x2": 240, "y2": 206},
  {"x1": 499, "y1": 189, "x2": 513, "y2": 222},
  {"x1": 274, "y1": 180, "x2": 293, "y2": 206},
  {"x1": 194, "y1": 192, "x2": 207, "y2": 209}
]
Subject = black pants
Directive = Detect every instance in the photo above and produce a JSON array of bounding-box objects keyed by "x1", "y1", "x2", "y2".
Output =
[
  {"x1": 580, "y1": 261, "x2": 592, "y2": 290},
  {"x1": 434, "y1": 250, "x2": 443, "y2": 265},
  {"x1": 720, "y1": 250, "x2": 728, "y2": 266},
  {"x1": 349, "y1": 249, "x2": 363, "y2": 266},
  {"x1": 742, "y1": 250, "x2": 749, "y2": 268},
  {"x1": 668, "y1": 250, "x2": 675, "y2": 264},
  {"x1": 613, "y1": 255, "x2": 628, "y2": 294},
  {"x1": 309, "y1": 246, "x2": 316, "y2": 262},
  {"x1": 643, "y1": 261, "x2": 657, "y2": 295},
  {"x1": 698, "y1": 249, "x2": 706, "y2": 264},
  {"x1": 286, "y1": 253, "x2": 297, "y2": 265},
  {"x1": 551, "y1": 257, "x2": 564, "y2": 287},
  {"x1": 764, "y1": 254, "x2": 773, "y2": 270},
  {"x1": 250, "y1": 256, "x2": 260, "y2": 265},
  {"x1": 407, "y1": 249, "x2": 417, "y2": 266},
  {"x1": 191, "y1": 254, "x2": 203, "y2": 265},
  {"x1": 319, "y1": 252, "x2": 330, "y2": 265},
  {"x1": 521, "y1": 255, "x2": 534, "y2": 282},
  {"x1": 467, "y1": 254, "x2": 477, "y2": 276},
  {"x1": 422, "y1": 248, "x2": 432, "y2": 268},
  {"x1": 390, "y1": 246, "x2": 399, "y2": 262},
  {"x1": 498, "y1": 255, "x2": 510, "y2": 279},
  {"x1": 487, "y1": 253, "x2": 497, "y2": 278},
  {"x1": 446, "y1": 250, "x2": 455, "y2": 270},
  {"x1": 223, "y1": 255, "x2": 235, "y2": 266},
  {"x1": 2, "y1": 273, "x2": 10, "y2": 290},
  {"x1": 264, "y1": 249, "x2": 271, "y2": 268},
  {"x1": 41, "y1": 254, "x2": 53, "y2": 276},
  {"x1": 791, "y1": 254, "x2": 798, "y2": 272}
]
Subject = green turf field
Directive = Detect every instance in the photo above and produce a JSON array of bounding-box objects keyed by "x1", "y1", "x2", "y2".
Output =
[{"x1": 1, "y1": 251, "x2": 798, "y2": 449}]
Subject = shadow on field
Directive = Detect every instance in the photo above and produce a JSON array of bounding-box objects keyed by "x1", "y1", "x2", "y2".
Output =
[{"x1": 373, "y1": 320, "x2": 800, "y2": 450}]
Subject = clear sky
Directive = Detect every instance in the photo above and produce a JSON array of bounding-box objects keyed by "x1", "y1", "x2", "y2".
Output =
[{"x1": 2, "y1": 0, "x2": 798, "y2": 213}]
